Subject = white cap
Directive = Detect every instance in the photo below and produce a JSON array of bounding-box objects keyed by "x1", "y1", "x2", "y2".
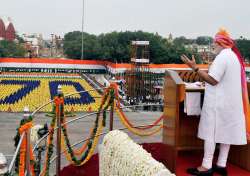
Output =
[
  {"x1": 23, "y1": 106, "x2": 29, "y2": 113},
  {"x1": 0, "y1": 153, "x2": 7, "y2": 174},
  {"x1": 23, "y1": 106, "x2": 30, "y2": 119},
  {"x1": 57, "y1": 85, "x2": 62, "y2": 94},
  {"x1": 109, "y1": 77, "x2": 116, "y2": 83}
]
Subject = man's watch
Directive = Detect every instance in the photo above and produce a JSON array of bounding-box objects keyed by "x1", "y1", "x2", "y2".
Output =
[{"x1": 193, "y1": 67, "x2": 199, "y2": 72}]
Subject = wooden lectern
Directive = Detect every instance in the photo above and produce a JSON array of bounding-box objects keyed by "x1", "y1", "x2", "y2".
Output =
[
  {"x1": 162, "y1": 70, "x2": 203, "y2": 172},
  {"x1": 162, "y1": 70, "x2": 250, "y2": 173}
]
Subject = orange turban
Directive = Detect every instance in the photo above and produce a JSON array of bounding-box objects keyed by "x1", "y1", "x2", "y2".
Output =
[{"x1": 214, "y1": 28, "x2": 234, "y2": 48}]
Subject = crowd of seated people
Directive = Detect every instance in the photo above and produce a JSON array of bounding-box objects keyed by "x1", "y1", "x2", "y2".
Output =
[{"x1": 0, "y1": 74, "x2": 101, "y2": 112}]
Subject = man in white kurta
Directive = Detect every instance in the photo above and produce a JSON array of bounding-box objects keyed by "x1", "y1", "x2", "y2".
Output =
[
  {"x1": 198, "y1": 48, "x2": 246, "y2": 145},
  {"x1": 181, "y1": 29, "x2": 247, "y2": 176}
]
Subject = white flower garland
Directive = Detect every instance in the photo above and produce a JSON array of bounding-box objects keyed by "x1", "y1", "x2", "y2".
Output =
[
  {"x1": 30, "y1": 124, "x2": 43, "y2": 143},
  {"x1": 99, "y1": 130, "x2": 175, "y2": 176}
]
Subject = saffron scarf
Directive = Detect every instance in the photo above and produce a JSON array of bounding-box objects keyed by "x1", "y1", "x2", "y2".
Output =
[{"x1": 215, "y1": 29, "x2": 250, "y2": 140}]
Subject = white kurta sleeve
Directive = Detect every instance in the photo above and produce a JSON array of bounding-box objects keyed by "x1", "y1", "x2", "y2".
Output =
[{"x1": 208, "y1": 54, "x2": 227, "y2": 82}]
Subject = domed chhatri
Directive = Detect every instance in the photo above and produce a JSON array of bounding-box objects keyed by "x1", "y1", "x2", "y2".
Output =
[{"x1": 0, "y1": 17, "x2": 15, "y2": 41}]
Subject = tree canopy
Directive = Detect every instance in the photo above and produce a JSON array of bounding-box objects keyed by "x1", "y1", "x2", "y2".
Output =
[
  {"x1": 63, "y1": 31, "x2": 200, "y2": 64},
  {"x1": 235, "y1": 38, "x2": 250, "y2": 62},
  {"x1": 0, "y1": 40, "x2": 25, "y2": 58},
  {"x1": 195, "y1": 36, "x2": 213, "y2": 45}
]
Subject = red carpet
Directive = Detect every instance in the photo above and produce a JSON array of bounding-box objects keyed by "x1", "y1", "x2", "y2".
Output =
[{"x1": 60, "y1": 143, "x2": 250, "y2": 176}]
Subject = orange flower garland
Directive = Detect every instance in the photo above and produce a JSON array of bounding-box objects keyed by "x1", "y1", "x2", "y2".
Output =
[
  {"x1": 38, "y1": 83, "x2": 164, "y2": 175},
  {"x1": 115, "y1": 103, "x2": 163, "y2": 136},
  {"x1": 18, "y1": 121, "x2": 35, "y2": 176},
  {"x1": 60, "y1": 91, "x2": 110, "y2": 165}
]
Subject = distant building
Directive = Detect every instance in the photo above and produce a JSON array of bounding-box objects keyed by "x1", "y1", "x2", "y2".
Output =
[
  {"x1": 22, "y1": 33, "x2": 45, "y2": 57},
  {"x1": 21, "y1": 33, "x2": 64, "y2": 58},
  {"x1": 0, "y1": 17, "x2": 16, "y2": 41},
  {"x1": 185, "y1": 44, "x2": 210, "y2": 52},
  {"x1": 49, "y1": 34, "x2": 64, "y2": 58},
  {"x1": 167, "y1": 33, "x2": 173, "y2": 43}
]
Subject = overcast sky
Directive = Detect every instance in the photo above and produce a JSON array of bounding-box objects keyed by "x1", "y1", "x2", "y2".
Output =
[{"x1": 1, "y1": 0, "x2": 250, "y2": 39}]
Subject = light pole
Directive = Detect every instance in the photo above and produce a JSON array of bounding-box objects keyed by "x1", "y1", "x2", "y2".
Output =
[
  {"x1": 51, "y1": 34, "x2": 54, "y2": 58},
  {"x1": 81, "y1": 0, "x2": 85, "y2": 60}
]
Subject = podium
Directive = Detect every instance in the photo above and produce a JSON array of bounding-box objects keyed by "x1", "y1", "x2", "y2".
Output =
[{"x1": 162, "y1": 70, "x2": 250, "y2": 173}]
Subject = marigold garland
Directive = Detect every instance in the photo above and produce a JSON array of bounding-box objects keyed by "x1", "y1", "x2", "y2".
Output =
[
  {"x1": 19, "y1": 137, "x2": 26, "y2": 176},
  {"x1": 115, "y1": 103, "x2": 163, "y2": 136},
  {"x1": 40, "y1": 109, "x2": 56, "y2": 176},
  {"x1": 113, "y1": 86, "x2": 164, "y2": 130},
  {"x1": 79, "y1": 117, "x2": 104, "y2": 165},
  {"x1": 60, "y1": 90, "x2": 110, "y2": 166},
  {"x1": 18, "y1": 121, "x2": 36, "y2": 176},
  {"x1": 61, "y1": 117, "x2": 101, "y2": 165},
  {"x1": 38, "y1": 83, "x2": 164, "y2": 175},
  {"x1": 14, "y1": 115, "x2": 33, "y2": 173},
  {"x1": 40, "y1": 91, "x2": 109, "y2": 174},
  {"x1": 61, "y1": 116, "x2": 104, "y2": 165},
  {"x1": 117, "y1": 105, "x2": 164, "y2": 130}
]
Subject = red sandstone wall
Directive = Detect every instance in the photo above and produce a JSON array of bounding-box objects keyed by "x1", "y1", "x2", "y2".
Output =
[{"x1": 0, "y1": 19, "x2": 5, "y2": 38}]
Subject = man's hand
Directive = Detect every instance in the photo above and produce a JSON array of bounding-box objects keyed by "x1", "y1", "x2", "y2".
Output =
[
  {"x1": 181, "y1": 54, "x2": 218, "y2": 86},
  {"x1": 181, "y1": 55, "x2": 197, "y2": 70}
]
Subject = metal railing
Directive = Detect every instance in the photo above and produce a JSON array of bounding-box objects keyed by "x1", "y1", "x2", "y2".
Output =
[
  {"x1": 8, "y1": 133, "x2": 25, "y2": 174},
  {"x1": 8, "y1": 87, "x2": 107, "y2": 176},
  {"x1": 31, "y1": 88, "x2": 107, "y2": 117},
  {"x1": 8, "y1": 84, "x2": 164, "y2": 176},
  {"x1": 49, "y1": 124, "x2": 162, "y2": 164},
  {"x1": 32, "y1": 103, "x2": 163, "y2": 152}
]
